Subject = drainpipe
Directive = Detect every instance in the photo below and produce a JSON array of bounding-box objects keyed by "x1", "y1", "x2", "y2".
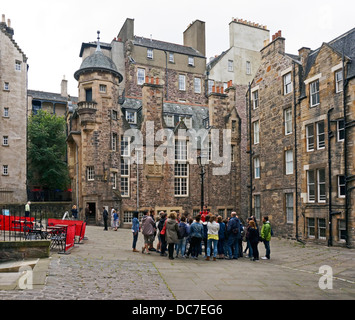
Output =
[
  {"x1": 327, "y1": 107, "x2": 334, "y2": 246},
  {"x1": 247, "y1": 83, "x2": 253, "y2": 217}
]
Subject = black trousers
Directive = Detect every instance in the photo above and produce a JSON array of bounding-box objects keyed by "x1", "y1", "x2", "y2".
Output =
[{"x1": 251, "y1": 242, "x2": 259, "y2": 260}]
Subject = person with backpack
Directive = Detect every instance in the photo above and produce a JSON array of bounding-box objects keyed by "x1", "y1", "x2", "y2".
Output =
[
  {"x1": 176, "y1": 216, "x2": 189, "y2": 258},
  {"x1": 206, "y1": 215, "x2": 220, "y2": 261},
  {"x1": 260, "y1": 216, "x2": 272, "y2": 260},
  {"x1": 226, "y1": 212, "x2": 241, "y2": 260},
  {"x1": 166, "y1": 212, "x2": 179, "y2": 260}
]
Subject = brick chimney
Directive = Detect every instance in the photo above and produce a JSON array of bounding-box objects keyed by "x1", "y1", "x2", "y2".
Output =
[
  {"x1": 298, "y1": 47, "x2": 311, "y2": 69},
  {"x1": 61, "y1": 76, "x2": 68, "y2": 98},
  {"x1": 183, "y1": 20, "x2": 206, "y2": 56}
]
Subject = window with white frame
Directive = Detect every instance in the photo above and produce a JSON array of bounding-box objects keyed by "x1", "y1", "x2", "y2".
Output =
[
  {"x1": 286, "y1": 193, "x2": 294, "y2": 223},
  {"x1": 253, "y1": 121, "x2": 260, "y2": 144},
  {"x1": 307, "y1": 170, "x2": 315, "y2": 202},
  {"x1": 169, "y1": 53, "x2": 174, "y2": 63},
  {"x1": 317, "y1": 169, "x2": 326, "y2": 203},
  {"x1": 111, "y1": 133, "x2": 118, "y2": 151},
  {"x1": 335, "y1": 70, "x2": 343, "y2": 93},
  {"x1": 194, "y1": 77, "x2": 201, "y2": 93},
  {"x1": 317, "y1": 121, "x2": 325, "y2": 149},
  {"x1": 228, "y1": 60, "x2": 234, "y2": 72},
  {"x1": 112, "y1": 172, "x2": 117, "y2": 190},
  {"x1": 147, "y1": 48, "x2": 153, "y2": 59},
  {"x1": 137, "y1": 68, "x2": 145, "y2": 85},
  {"x1": 339, "y1": 220, "x2": 346, "y2": 241},
  {"x1": 338, "y1": 175, "x2": 346, "y2": 198},
  {"x1": 246, "y1": 61, "x2": 251, "y2": 75},
  {"x1": 179, "y1": 116, "x2": 192, "y2": 129},
  {"x1": 175, "y1": 139, "x2": 188, "y2": 197},
  {"x1": 254, "y1": 195, "x2": 261, "y2": 220},
  {"x1": 337, "y1": 119, "x2": 345, "y2": 142},
  {"x1": 318, "y1": 219, "x2": 326, "y2": 239},
  {"x1": 307, "y1": 218, "x2": 315, "y2": 238},
  {"x1": 87, "y1": 166, "x2": 95, "y2": 181},
  {"x1": 164, "y1": 114, "x2": 174, "y2": 127},
  {"x1": 4, "y1": 82, "x2": 9, "y2": 91},
  {"x1": 99, "y1": 84, "x2": 107, "y2": 93},
  {"x1": 208, "y1": 80, "x2": 214, "y2": 94},
  {"x1": 3, "y1": 107, "x2": 9, "y2": 117},
  {"x1": 121, "y1": 136, "x2": 130, "y2": 197},
  {"x1": 254, "y1": 156, "x2": 260, "y2": 179},
  {"x1": 310, "y1": 80, "x2": 320, "y2": 107},
  {"x1": 179, "y1": 75, "x2": 186, "y2": 91},
  {"x1": 285, "y1": 150, "x2": 293, "y2": 175},
  {"x1": 15, "y1": 61, "x2": 21, "y2": 71},
  {"x1": 188, "y1": 56, "x2": 194, "y2": 66},
  {"x1": 285, "y1": 108, "x2": 292, "y2": 135},
  {"x1": 252, "y1": 90, "x2": 259, "y2": 109},
  {"x1": 2, "y1": 165, "x2": 8, "y2": 176},
  {"x1": 306, "y1": 124, "x2": 315, "y2": 151},
  {"x1": 283, "y1": 72, "x2": 292, "y2": 95},
  {"x1": 2, "y1": 136, "x2": 9, "y2": 146},
  {"x1": 126, "y1": 111, "x2": 137, "y2": 124}
]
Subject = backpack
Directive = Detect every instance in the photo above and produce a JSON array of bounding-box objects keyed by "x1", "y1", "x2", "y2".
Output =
[{"x1": 178, "y1": 223, "x2": 187, "y2": 239}]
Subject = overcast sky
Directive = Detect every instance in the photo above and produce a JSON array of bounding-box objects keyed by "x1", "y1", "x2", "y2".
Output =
[{"x1": 2, "y1": 0, "x2": 355, "y2": 96}]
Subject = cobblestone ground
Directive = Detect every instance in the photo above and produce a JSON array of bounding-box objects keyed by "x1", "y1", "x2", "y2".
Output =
[{"x1": 0, "y1": 226, "x2": 354, "y2": 301}]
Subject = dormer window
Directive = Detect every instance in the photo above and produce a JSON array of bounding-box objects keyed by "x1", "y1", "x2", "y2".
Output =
[
  {"x1": 147, "y1": 49, "x2": 153, "y2": 59},
  {"x1": 188, "y1": 56, "x2": 195, "y2": 66},
  {"x1": 126, "y1": 111, "x2": 137, "y2": 124}
]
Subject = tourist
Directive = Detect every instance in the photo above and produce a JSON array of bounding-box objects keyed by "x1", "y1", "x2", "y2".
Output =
[
  {"x1": 141, "y1": 210, "x2": 156, "y2": 254},
  {"x1": 158, "y1": 212, "x2": 168, "y2": 256},
  {"x1": 248, "y1": 220, "x2": 259, "y2": 261},
  {"x1": 206, "y1": 215, "x2": 220, "y2": 261},
  {"x1": 71, "y1": 205, "x2": 78, "y2": 220},
  {"x1": 226, "y1": 212, "x2": 241, "y2": 259},
  {"x1": 202, "y1": 215, "x2": 210, "y2": 257},
  {"x1": 200, "y1": 205, "x2": 209, "y2": 223},
  {"x1": 112, "y1": 209, "x2": 119, "y2": 231},
  {"x1": 132, "y1": 211, "x2": 140, "y2": 252},
  {"x1": 260, "y1": 216, "x2": 272, "y2": 260},
  {"x1": 176, "y1": 216, "x2": 189, "y2": 258},
  {"x1": 189, "y1": 215, "x2": 203, "y2": 259},
  {"x1": 166, "y1": 212, "x2": 179, "y2": 260},
  {"x1": 102, "y1": 206, "x2": 108, "y2": 231},
  {"x1": 244, "y1": 217, "x2": 253, "y2": 259},
  {"x1": 25, "y1": 201, "x2": 31, "y2": 218},
  {"x1": 217, "y1": 216, "x2": 226, "y2": 259}
]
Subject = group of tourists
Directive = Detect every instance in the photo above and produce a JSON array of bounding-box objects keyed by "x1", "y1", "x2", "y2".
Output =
[{"x1": 131, "y1": 206, "x2": 272, "y2": 261}]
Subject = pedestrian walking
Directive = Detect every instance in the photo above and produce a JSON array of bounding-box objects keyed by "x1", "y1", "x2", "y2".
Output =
[
  {"x1": 102, "y1": 206, "x2": 108, "y2": 231},
  {"x1": 189, "y1": 215, "x2": 203, "y2": 259},
  {"x1": 141, "y1": 210, "x2": 156, "y2": 254},
  {"x1": 248, "y1": 220, "x2": 259, "y2": 261},
  {"x1": 132, "y1": 211, "x2": 140, "y2": 252},
  {"x1": 260, "y1": 216, "x2": 272, "y2": 260},
  {"x1": 206, "y1": 215, "x2": 220, "y2": 261},
  {"x1": 166, "y1": 212, "x2": 179, "y2": 260},
  {"x1": 226, "y1": 212, "x2": 241, "y2": 260},
  {"x1": 112, "y1": 209, "x2": 119, "y2": 231}
]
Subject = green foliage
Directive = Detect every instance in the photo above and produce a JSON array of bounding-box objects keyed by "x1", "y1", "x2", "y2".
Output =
[{"x1": 27, "y1": 110, "x2": 70, "y2": 190}]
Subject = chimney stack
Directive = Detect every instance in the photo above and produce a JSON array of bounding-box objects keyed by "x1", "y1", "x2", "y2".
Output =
[{"x1": 61, "y1": 76, "x2": 68, "y2": 98}]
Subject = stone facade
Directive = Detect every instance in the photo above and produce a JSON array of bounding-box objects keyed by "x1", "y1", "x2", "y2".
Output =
[
  {"x1": 247, "y1": 28, "x2": 355, "y2": 247},
  {"x1": 0, "y1": 15, "x2": 27, "y2": 205}
]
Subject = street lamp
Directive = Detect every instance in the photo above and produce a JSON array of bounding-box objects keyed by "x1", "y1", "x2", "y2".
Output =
[{"x1": 197, "y1": 154, "x2": 206, "y2": 212}]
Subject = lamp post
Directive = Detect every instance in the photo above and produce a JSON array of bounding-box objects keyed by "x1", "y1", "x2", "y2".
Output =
[{"x1": 197, "y1": 154, "x2": 206, "y2": 212}]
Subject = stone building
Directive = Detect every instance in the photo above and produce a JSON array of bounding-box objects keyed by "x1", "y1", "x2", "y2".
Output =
[
  {"x1": 0, "y1": 15, "x2": 28, "y2": 205},
  {"x1": 67, "y1": 22, "x2": 241, "y2": 226},
  {"x1": 247, "y1": 28, "x2": 355, "y2": 247}
]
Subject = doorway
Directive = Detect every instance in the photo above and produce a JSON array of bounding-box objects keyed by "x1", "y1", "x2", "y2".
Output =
[{"x1": 87, "y1": 202, "x2": 96, "y2": 225}]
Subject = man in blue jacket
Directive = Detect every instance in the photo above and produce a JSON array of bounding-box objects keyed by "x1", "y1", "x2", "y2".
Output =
[{"x1": 226, "y1": 212, "x2": 241, "y2": 259}]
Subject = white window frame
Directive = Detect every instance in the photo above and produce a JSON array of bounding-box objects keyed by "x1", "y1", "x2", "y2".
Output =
[
  {"x1": 307, "y1": 170, "x2": 315, "y2": 203},
  {"x1": 111, "y1": 133, "x2": 118, "y2": 151},
  {"x1": 147, "y1": 48, "x2": 153, "y2": 59},
  {"x1": 188, "y1": 56, "x2": 194, "y2": 66},
  {"x1": 194, "y1": 77, "x2": 201, "y2": 93},
  {"x1": 174, "y1": 163, "x2": 189, "y2": 197},
  {"x1": 254, "y1": 157, "x2": 260, "y2": 179},
  {"x1": 15, "y1": 61, "x2": 21, "y2": 71},
  {"x1": 253, "y1": 121, "x2": 260, "y2": 145},
  {"x1": 99, "y1": 84, "x2": 107, "y2": 93},
  {"x1": 121, "y1": 137, "x2": 130, "y2": 197},
  {"x1": 4, "y1": 82, "x2": 9, "y2": 91},
  {"x1": 338, "y1": 175, "x2": 346, "y2": 198},
  {"x1": 252, "y1": 90, "x2": 259, "y2": 109},
  {"x1": 112, "y1": 172, "x2": 117, "y2": 190},
  {"x1": 317, "y1": 121, "x2": 325, "y2": 149},
  {"x1": 137, "y1": 68, "x2": 145, "y2": 85},
  {"x1": 179, "y1": 116, "x2": 192, "y2": 129},
  {"x1": 164, "y1": 115, "x2": 174, "y2": 127},
  {"x1": 3, "y1": 107, "x2": 9, "y2": 117},
  {"x1": 3, "y1": 136, "x2": 9, "y2": 146},
  {"x1": 87, "y1": 166, "x2": 95, "y2": 181},
  {"x1": 285, "y1": 150, "x2": 293, "y2": 175},
  {"x1": 179, "y1": 74, "x2": 186, "y2": 91},
  {"x1": 339, "y1": 220, "x2": 346, "y2": 242},
  {"x1": 285, "y1": 108, "x2": 292, "y2": 135},
  {"x1": 337, "y1": 119, "x2": 345, "y2": 142},
  {"x1": 306, "y1": 124, "x2": 315, "y2": 152},
  {"x1": 208, "y1": 80, "x2": 214, "y2": 94},
  {"x1": 318, "y1": 218, "x2": 326, "y2": 240},
  {"x1": 283, "y1": 72, "x2": 293, "y2": 95},
  {"x1": 126, "y1": 111, "x2": 137, "y2": 124},
  {"x1": 228, "y1": 60, "x2": 234, "y2": 72},
  {"x1": 310, "y1": 80, "x2": 320, "y2": 107},
  {"x1": 286, "y1": 193, "x2": 294, "y2": 224},
  {"x1": 169, "y1": 53, "x2": 174, "y2": 63},
  {"x1": 335, "y1": 70, "x2": 343, "y2": 93},
  {"x1": 307, "y1": 218, "x2": 315, "y2": 238},
  {"x1": 246, "y1": 61, "x2": 251, "y2": 75},
  {"x1": 317, "y1": 169, "x2": 326, "y2": 203}
]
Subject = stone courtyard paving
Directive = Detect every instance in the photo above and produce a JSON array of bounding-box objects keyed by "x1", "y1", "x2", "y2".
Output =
[{"x1": 0, "y1": 226, "x2": 354, "y2": 301}]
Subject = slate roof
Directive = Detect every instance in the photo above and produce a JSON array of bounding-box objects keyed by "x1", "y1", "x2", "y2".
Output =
[
  {"x1": 133, "y1": 36, "x2": 205, "y2": 58},
  {"x1": 304, "y1": 27, "x2": 355, "y2": 80},
  {"x1": 28, "y1": 90, "x2": 78, "y2": 103}
]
